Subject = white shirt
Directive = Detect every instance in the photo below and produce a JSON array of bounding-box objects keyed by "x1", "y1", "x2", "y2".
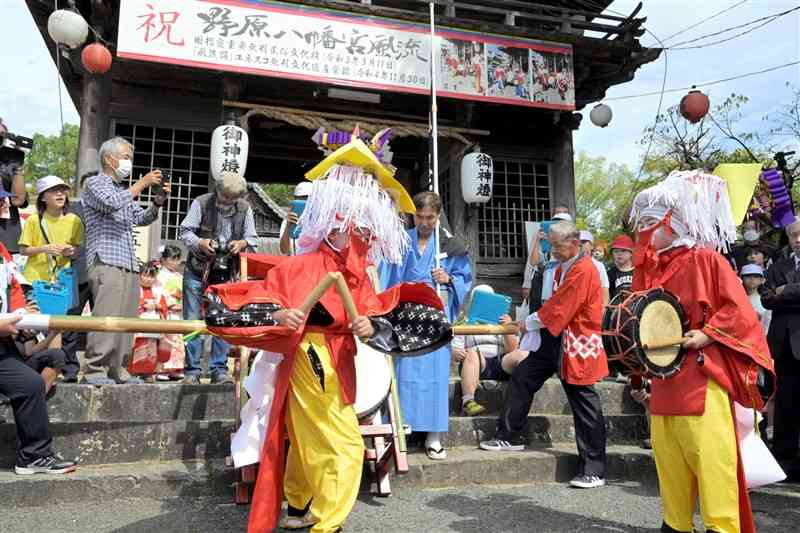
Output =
[{"x1": 592, "y1": 258, "x2": 610, "y2": 289}]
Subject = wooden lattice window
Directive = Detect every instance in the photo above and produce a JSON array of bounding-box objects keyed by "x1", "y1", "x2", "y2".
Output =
[
  {"x1": 113, "y1": 123, "x2": 211, "y2": 241},
  {"x1": 478, "y1": 158, "x2": 551, "y2": 262}
]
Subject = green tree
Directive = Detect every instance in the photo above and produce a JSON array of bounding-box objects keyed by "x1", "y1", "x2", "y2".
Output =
[
  {"x1": 261, "y1": 183, "x2": 294, "y2": 208},
  {"x1": 640, "y1": 94, "x2": 772, "y2": 176},
  {"x1": 22, "y1": 124, "x2": 80, "y2": 188},
  {"x1": 574, "y1": 151, "x2": 643, "y2": 243}
]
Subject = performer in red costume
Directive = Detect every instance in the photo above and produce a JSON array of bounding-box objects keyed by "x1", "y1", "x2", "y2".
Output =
[
  {"x1": 629, "y1": 170, "x2": 776, "y2": 533},
  {"x1": 204, "y1": 132, "x2": 451, "y2": 533}
]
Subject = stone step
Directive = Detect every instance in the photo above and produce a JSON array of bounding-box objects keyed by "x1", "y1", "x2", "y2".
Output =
[
  {"x1": 0, "y1": 411, "x2": 647, "y2": 466},
  {"x1": 442, "y1": 414, "x2": 647, "y2": 448},
  {"x1": 0, "y1": 383, "x2": 234, "y2": 424},
  {"x1": 448, "y1": 378, "x2": 643, "y2": 415},
  {"x1": 0, "y1": 378, "x2": 641, "y2": 426},
  {"x1": 0, "y1": 420, "x2": 234, "y2": 466},
  {"x1": 0, "y1": 444, "x2": 657, "y2": 508}
]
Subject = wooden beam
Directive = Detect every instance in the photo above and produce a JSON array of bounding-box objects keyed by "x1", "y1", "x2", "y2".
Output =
[{"x1": 222, "y1": 100, "x2": 491, "y2": 137}]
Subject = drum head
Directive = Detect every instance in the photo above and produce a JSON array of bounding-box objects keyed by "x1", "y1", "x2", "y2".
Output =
[
  {"x1": 636, "y1": 292, "x2": 687, "y2": 378},
  {"x1": 354, "y1": 340, "x2": 392, "y2": 420}
]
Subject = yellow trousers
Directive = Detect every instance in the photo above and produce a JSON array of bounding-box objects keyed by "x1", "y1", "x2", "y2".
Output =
[
  {"x1": 283, "y1": 333, "x2": 364, "y2": 533},
  {"x1": 651, "y1": 379, "x2": 740, "y2": 533}
]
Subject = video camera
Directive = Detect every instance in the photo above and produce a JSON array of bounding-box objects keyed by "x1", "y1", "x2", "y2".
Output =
[{"x1": 0, "y1": 121, "x2": 34, "y2": 169}]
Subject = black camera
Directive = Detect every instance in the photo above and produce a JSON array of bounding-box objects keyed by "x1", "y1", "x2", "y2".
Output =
[{"x1": 205, "y1": 239, "x2": 239, "y2": 286}]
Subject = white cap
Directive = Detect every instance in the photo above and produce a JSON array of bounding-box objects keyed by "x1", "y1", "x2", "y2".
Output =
[
  {"x1": 579, "y1": 230, "x2": 594, "y2": 243},
  {"x1": 294, "y1": 181, "x2": 313, "y2": 197},
  {"x1": 36, "y1": 175, "x2": 70, "y2": 195},
  {"x1": 552, "y1": 212, "x2": 573, "y2": 222},
  {"x1": 740, "y1": 264, "x2": 764, "y2": 277},
  {"x1": 472, "y1": 284, "x2": 494, "y2": 294}
]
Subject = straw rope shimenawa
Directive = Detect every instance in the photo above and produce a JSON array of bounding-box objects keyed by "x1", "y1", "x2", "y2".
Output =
[{"x1": 224, "y1": 100, "x2": 484, "y2": 145}]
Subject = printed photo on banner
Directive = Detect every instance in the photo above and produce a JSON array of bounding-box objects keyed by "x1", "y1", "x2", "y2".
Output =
[
  {"x1": 530, "y1": 50, "x2": 575, "y2": 105},
  {"x1": 486, "y1": 45, "x2": 531, "y2": 101},
  {"x1": 438, "y1": 39, "x2": 486, "y2": 95}
]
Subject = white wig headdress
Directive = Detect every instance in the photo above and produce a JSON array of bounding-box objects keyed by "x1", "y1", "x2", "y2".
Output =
[
  {"x1": 629, "y1": 170, "x2": 737, "y2": 251},
  {"x1": 296, "y1": 164, "x2": 409, "y2": 264}
]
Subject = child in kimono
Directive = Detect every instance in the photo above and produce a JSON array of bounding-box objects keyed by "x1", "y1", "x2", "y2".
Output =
[
  {"x1": 128, "y1": 261, "x2": 168, "y2": 381},
  {"x1": 156, "y1": 245, "x2": 185, "y2": 381}
]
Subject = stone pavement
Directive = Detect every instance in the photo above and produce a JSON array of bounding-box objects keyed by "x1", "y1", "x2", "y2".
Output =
[{"x1": 2, "y1": 481, "x2": 797, "y2": 533}]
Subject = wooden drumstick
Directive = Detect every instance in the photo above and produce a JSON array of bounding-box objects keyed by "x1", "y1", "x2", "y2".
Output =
[
  {"x1": 332, "y1": 273, "x2": 360, "y2": 323},
  {"x1": 298, "y1": 272, "x2": 341, "y2": 316},
  {"x1": 643, "y1": 337, "x2": 691, "y2": 351}
]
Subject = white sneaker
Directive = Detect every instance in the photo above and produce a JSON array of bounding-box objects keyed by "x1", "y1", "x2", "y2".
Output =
[
  {"x1": 479, "y1": 438, "x2": 525, "y2": 452},
  {"x1": 569, "y1": 474, "x2": 606, "y2": 488}
]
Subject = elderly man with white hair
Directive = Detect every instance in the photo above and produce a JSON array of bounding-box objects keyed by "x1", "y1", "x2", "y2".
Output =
[
  {"x1": 82, "y1": 136, "x2": 168, "y2": 386},
  {"x1": 480, "y1": 221, "x2": 609, "y2": 490},
  {"x1": 179, "y1": 171, "x2": 258, "y2": 384}
]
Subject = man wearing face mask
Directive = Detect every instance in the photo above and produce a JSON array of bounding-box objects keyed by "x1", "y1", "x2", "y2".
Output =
[
  {"x1": 730, "y1": 219, "x2": 777, "y2": 271},
  {"x1": 629, "y1": 171, "x2": 775, "y2": 533},
  {"x1": 82, "y1": 137, "x2": 169, "y2": 386},
  {"x1": 179, "y1": 171, "x2": 258, "y2": 384}
]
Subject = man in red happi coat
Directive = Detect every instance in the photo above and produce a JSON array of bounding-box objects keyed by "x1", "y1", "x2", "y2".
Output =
[{"x1": 480, "y1": 221, "x2": 609, "y2": 489}]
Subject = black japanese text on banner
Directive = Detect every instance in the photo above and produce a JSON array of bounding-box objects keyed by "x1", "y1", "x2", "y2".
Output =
[{"x1": 118, "y1": 0, "x2": 575, "y2": 110}]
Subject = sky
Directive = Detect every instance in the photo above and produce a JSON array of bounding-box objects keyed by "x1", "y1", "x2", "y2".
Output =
[{"x1": 1, "y1": 0, "x2": 798, "y2": 171}]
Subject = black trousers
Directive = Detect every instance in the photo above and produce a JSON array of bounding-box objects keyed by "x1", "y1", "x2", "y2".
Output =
[
  {"x1": 0, "y1": 351, "x2": 53, "y2": 464},
  {"x1": 24, "y1": 349, "x2": 66, "y2": 373},
  {"x1": 773, "y1": 339, "x2": 800, "y2": 461},
  {"x1": 497, "y1": 329, "x2": 607, "y2": 477},
  {"x1": 61, "y1": 281, "x2": 93, "y2": 379}
]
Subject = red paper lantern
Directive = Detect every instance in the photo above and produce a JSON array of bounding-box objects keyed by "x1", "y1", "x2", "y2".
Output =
[
  {"x1": 679, "y1": 87, "x2": 710, "y2": 123},
  {"x1": 81, "y1": 43, "x2": 112, "y2": 74}
]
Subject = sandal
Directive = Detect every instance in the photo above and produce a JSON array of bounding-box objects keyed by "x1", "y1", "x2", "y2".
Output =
[
  {"x1": 279, "y1": 513, "x2": 317, "y2": 530},
  {"x1": 426, "y1": 446, "x2": 447, "y2": 460}
]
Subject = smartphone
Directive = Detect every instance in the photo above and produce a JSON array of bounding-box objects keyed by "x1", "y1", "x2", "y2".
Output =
[{"x1": 290, "y1": 199, "x2": 306, "y2": 239}]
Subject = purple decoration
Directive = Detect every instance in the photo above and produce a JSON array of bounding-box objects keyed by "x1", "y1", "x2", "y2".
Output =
[{"x1": 762, "y1": 168, "x2": 796, "y2": 228}]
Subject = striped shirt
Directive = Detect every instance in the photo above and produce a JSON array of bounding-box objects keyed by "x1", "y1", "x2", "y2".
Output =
[
  {"x1": 179, "y1": 197, "x2": 259, "y2": 252},
  {"x1": 82, "y1": 174, "x2": 159, "y2": 272}
]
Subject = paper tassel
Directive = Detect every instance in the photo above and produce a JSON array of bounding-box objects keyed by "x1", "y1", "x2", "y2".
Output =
[
  {"x1": 631, "y1": 170, "x2": 738, "y2": 251},
  {"x1": 296, "y1": 164, "x2": 410, "y2": 264}
]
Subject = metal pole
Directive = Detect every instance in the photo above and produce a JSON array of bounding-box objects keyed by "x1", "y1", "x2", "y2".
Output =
[{"x1": 429, "y1": 2, "x2": 444, "y2": 302}]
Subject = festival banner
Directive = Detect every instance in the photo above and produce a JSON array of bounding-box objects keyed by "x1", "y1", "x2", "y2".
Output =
[{"x1": 118, "y1": 0, "x2": 575, "y2": 110}]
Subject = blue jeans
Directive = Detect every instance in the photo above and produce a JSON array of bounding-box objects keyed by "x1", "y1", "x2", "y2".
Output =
[{"x1": 182, "y1": 271, "x2": 230, "y2": 377}]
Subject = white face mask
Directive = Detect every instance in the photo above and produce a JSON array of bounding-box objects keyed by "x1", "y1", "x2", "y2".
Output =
[
  {"x1": 743, "y1": 230, "x2": 759, "y2": 242},
  {"x1": 115, "y1": 159, "x2": 132, "y2": 179}
]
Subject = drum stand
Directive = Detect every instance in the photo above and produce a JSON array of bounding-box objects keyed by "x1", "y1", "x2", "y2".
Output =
[{"x1": 359, "y1": 355, "x2": 409, "y2": 496}]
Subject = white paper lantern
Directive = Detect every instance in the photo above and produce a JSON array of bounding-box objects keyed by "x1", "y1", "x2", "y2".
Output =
[
  {"x1": 589, "y1": 103, "x2": 612, "y2": 128},
  {"x1": 461, "y1": 152, "x2": 493, "y2": 204},
  {"x1": 210, "y1": 124, "x2": 249, "y2": 180},
  {"x1": 47, "y1": 9, "x2": 89, "y2": 48}
]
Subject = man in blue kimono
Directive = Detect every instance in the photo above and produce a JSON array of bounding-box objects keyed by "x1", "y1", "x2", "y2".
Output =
[{"x1": 381, "y1": 191, "x2": 472, "y2": 460}]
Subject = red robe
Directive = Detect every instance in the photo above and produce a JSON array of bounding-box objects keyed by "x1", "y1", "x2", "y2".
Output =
[
  {"x1": 0, "y1": 243, "x2": 26, "y2": 313},
  {"x1": 538, "y1": 254, "x2": 608, "y2": 385},
  {"x1": 632, "y1": 245, "x2": 775, "y2": 533},
  {"x1": 207, "y1": 240, "x2": 443, "y2": 533}
]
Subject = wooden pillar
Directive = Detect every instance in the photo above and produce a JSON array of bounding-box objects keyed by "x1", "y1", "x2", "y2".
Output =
[
  {"x1": 550, "y1": 112, "x2": 582, "y2": 215},
  {"x1": 76, "y1": 73, "x2": 110, "y2": 185}
]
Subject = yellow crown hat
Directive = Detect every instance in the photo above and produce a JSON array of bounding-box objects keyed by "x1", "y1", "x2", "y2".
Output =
[{"x1": 304, "y1": 132, "x2": 415, "y2": 214}]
